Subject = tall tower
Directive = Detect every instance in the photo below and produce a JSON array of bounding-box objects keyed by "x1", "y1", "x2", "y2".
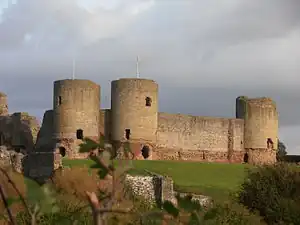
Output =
[
  {"x1": 236, "y1": 96, "x2": 278, "y2": 165},
  {"x1": 53, "y1": 79, "x2": 100, "y2": 157},
  {"x1": 0, "y1": 92, "x2": 8, "y2": 116},
  {"x1": 111, "y1": 78, "x2": 158, "y2": 143}
]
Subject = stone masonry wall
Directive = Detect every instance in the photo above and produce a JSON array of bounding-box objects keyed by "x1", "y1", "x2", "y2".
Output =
[
  {"x1": 124, "y1": 174, "x2": 211, "y2": 208},
  {"x1": 0, "y1": 112, "x2": 40, "y2": 152},
  {"x1": 24, "y1": 152, "x2": 62, "y2": 179},
  {"x1": 125, "y1": 174, "x2": 157, "y2": 205},
  {"x1": 246, "y1": 148, "x2": 276, "y2": 165},
  {"x1": 155, "y1": 113, "x2": 244, "y2": 161},
  {"x1": 35, "y1": 110, "x2": 54, "y2": 151},
  {"x1": 99, "y1": 109, "x2": 112, "y2": 140},
  {"x1": 124, "y1": 173, "x2": 176, "y2": 207}
]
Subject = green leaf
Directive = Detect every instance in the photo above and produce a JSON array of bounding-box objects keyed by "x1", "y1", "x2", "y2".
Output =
[
  {"x1": 162, "y1": 201, "x2": 179, "y2": 218},
  {"x1": 79, "y1": 138, "x2": 99, "y2": 153}
]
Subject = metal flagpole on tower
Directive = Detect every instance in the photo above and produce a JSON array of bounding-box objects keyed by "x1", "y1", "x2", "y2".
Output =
[{"x1": 136, "y1": 56, "x2": 140, "y2": 78}]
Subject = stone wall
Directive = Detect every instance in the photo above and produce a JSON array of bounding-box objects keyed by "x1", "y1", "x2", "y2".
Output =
[
  {"x1": 99, "y1": 109, "x2": 112, "y2": 140},
  {"x1": 155, "y1": 113, "x2": 244, "y2": 161},
  {"x1": 125, "y1": 174, "x2": 157, "y2": 206},
  {"x1": 246, "y1": 148, "x2": 276, "y2": 165},
  {"x1": 24, "y1": 152, "x2": 62, "y2": 180},
  {"x1": 0, "y1": 112, "x2": 40, "y2": 153},
  {"x1": 124, "y1": 173, "x2": 211, "y2": 208},
  {"x1": 0, "y1": 92, "x2": 8, "y2": 116},
  {"x1": 35, "y1": 110, "x2": 54, "y2": 151}
]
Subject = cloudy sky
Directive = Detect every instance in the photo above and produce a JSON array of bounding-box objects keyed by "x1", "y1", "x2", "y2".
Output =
[{"x1": 0, "y1": 0, "x2": 299, "y2": 154}]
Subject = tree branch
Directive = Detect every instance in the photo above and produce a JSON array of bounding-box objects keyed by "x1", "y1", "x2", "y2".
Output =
[{"x1": 0, "y1": 184, "x2": 15, "y2": 225}]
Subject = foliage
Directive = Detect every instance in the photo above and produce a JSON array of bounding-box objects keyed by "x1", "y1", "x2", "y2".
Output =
[
  {"x1": 238, "y1": 163, "x2": 300, "y2": 224},
  {"x1": 277, "y1": 140, "x2": 287, "y2": 161}
]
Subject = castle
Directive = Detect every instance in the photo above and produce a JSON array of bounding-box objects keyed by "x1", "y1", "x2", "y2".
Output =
[{"x1": 0, "y1": 78, "x2": 279, "y2": 166}]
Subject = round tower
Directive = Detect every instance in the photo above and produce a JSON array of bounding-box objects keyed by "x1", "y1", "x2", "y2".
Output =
[
  {"x1": 111, "y1": 78, "x2": 158, "y2": 143},
  {"x1": 243, "y1": 97, "x2": 278, "y2": 165},
  {"x1": 53, "y1": 79, "x2": 100, "y2": 141},
  {"x1": 0, "y1": 92, "x2": 8, "y2": 116}
]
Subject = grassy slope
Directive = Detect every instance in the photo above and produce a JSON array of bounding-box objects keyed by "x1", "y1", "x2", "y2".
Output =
[{"x1": 63, "y1": 159, "x2": 251, "y2": 201}]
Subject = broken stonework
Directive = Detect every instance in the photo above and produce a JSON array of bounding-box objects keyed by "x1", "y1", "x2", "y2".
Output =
[
  {"x1": 0, "y1": 145, "x2": 26, "y2": 173},
  {"x1": 124, "y1": 174, "x2": 212, "y2": 208}
]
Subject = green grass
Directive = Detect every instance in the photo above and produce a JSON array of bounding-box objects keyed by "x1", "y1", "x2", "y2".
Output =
[{"x1": 62, "y1": 159, "x2": 251, "y2": 201}]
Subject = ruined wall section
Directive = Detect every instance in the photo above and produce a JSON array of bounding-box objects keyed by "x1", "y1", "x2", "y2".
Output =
[
  {"x1": 53, "y1": 79, "x2": 100, "y2": 158},
  {"x1": 155, "y1": 113, "x2": 244, "y2": 162},
  {"x1": 0, "y1": 92, "x2": 8, "y2": 116},
  {"x1": 0, "y1": 112, "x2": 40, "y2": 152},
  {"x1": 111, "y1": 78, "x2": 158, "y2": 143},
  {"x1": 35, "y1": 110, "x2": 54, "y2": 151}
]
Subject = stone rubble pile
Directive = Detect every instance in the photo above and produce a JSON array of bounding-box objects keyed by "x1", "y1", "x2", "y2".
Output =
[{"x1": 0, "y1": 145, "x2": 26, "y2": 173}]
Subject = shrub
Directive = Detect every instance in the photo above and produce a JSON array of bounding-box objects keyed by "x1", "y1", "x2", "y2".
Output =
[
  {"x1": 238, "y1": 163, "x2": 300, "y2": 224},
  {"x1": 203, "y1": 201, "x2": 265, "y2": 225}
]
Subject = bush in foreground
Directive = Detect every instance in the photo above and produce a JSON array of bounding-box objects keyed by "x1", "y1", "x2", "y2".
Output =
[{"x1": 238, "y1": 163, "x2": 300, "y2": 224}]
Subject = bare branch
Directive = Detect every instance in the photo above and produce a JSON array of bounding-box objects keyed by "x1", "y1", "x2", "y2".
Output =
[
  {"x1": 0, "y1": 184, "x2": 15, "y2": 225},
  {"x1": 0, "y1": 168, "x2": 31, "y2": 216}
]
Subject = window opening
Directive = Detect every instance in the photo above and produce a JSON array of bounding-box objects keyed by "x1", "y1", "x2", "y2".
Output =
[
  {"x1": 125, "y1": 129, "x2": 130, "y2": 140},
  {"x1": 243, "y1": 153, "x2": 249, "y2": 163},
  {"x1": 267, "y1": 138, "x2": 274, "y2": 149},
  {"x1": 145, "y1": 97, "x2": 152, "y2": 107},
  {"x1": 76, "y1": 129, "x2": 83, "y2": 140},
  {"x1": 57, "y1": 96, "x2": 62, "y2": 106},
  {"x1": 0, "y1": 132, "x2": 4, "y2": 145}
]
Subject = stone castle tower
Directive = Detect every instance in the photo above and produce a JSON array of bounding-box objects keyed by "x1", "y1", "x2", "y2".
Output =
[
  {"x1": 236, "y1": 96, "x2": 278, "y2": 164},
  {"x1": 111, "y1": 78, "x2": 158, "y2": 143}
]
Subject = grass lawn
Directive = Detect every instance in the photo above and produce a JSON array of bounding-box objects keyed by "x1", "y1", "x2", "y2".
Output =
[{"x1": 63, "y1": 159, "x2": 251, "y2": 201}]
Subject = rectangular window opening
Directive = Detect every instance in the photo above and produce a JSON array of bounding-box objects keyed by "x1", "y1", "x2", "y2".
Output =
[{"x1": 125, "y1": 129, "x2": 130, "y2": 140}]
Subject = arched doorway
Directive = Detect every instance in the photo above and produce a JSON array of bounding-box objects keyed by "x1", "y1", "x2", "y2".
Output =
[
  {"x1": 59, "y1": 147, "x2": 66, "y2": 157},
  {"x1": 243, "y1": 153, "x2": 249, "y2": 163},
  {"x1": 141, "y1": 145, "x2": 150, "y2": 159}
]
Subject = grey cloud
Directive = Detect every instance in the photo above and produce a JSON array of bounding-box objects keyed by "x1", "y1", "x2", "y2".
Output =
[{"x1": 0, "y1": 0, "x2": 300, "y2": 153}]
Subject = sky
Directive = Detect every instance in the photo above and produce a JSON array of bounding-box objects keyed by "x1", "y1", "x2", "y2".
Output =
[{"x1": 0, "y1": 0, "x2": 299, "y2": 154}]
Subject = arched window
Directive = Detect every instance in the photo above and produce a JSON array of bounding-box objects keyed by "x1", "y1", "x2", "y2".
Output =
[
  {"x1": 141, "y1": 145, "x2": 150, "y2": 159},
  {"x1": 145, "y1": 97, "x2": 152, "y2": 107},
  {"x1": 59, "y1": 147, "x2": 66, "y2": 157},
  {"x1": 76, "y1": 129, "x2": 83, "y2": 140}
]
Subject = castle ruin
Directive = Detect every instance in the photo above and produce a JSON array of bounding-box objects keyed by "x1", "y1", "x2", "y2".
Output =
[{"x1": 0, "y1": 78, "x2": 279, "y2": 169}]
